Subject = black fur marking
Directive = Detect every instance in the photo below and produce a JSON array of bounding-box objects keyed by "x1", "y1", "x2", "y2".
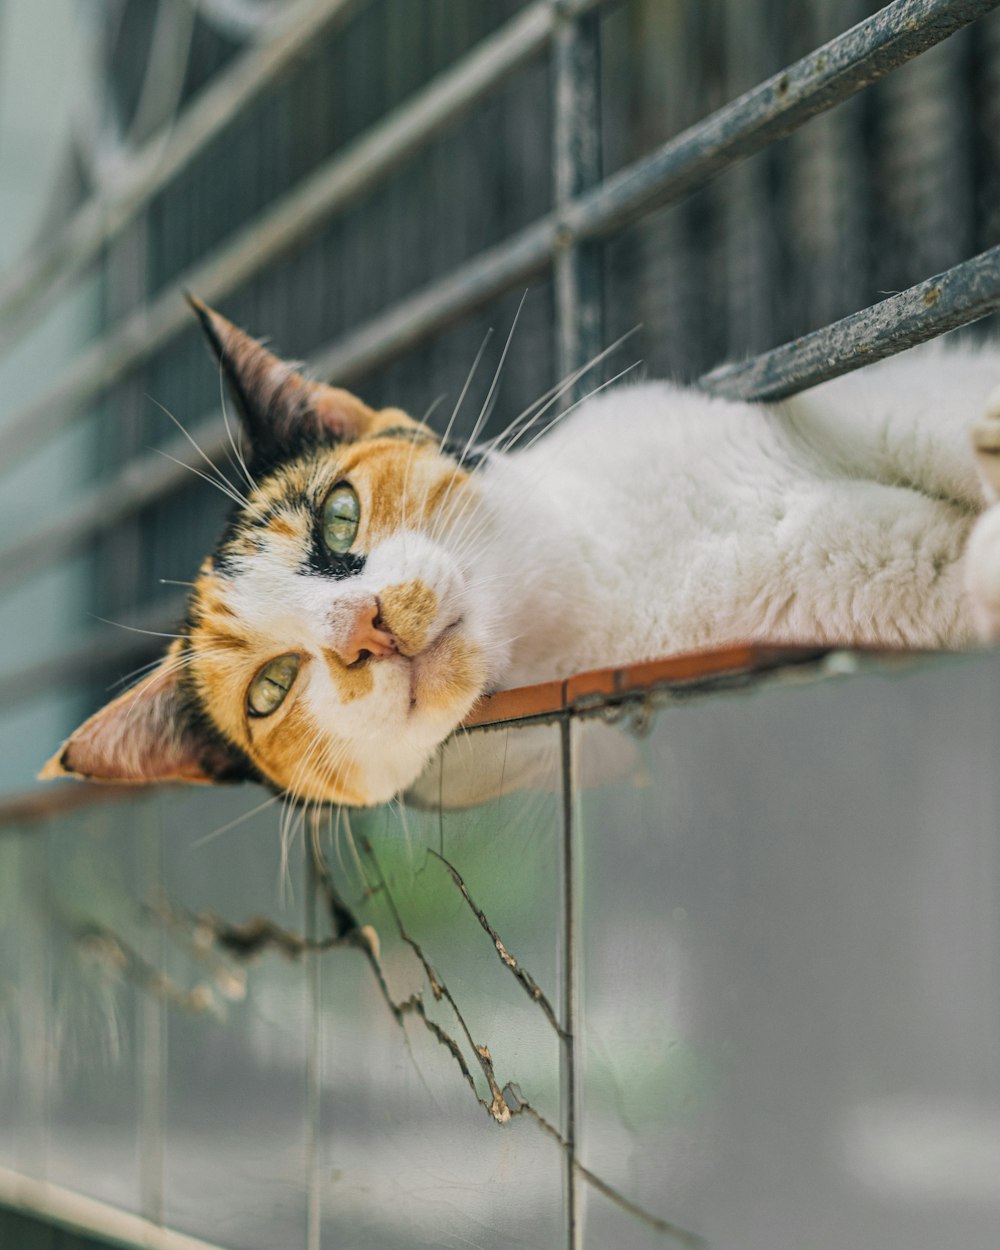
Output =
[
  {"x1": 440, "y1": 438, "x2": 488, "y2": 471},
  {"x1": 175, "y1": 652, "x2": 262, "y2": 785},
  {"x1": 303, "y1": 515, "x2": 367, "y2": 580}
]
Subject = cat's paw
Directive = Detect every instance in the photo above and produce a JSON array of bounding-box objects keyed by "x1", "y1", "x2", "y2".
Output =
[
  {"x1": 964, "y1": 504, "x2": 1000, "y2": 642},
  {"x1": 970, "y1": 384, "x2": 1000, "y2": 502}
]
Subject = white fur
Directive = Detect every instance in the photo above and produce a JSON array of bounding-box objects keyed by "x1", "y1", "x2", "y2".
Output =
[{"x1": 463, "y1": 341, "x2": 1000, "y2": 688}]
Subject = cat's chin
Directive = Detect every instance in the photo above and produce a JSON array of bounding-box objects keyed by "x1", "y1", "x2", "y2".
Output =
[{"x1": 400, "y1": 615, "x2": 482, "y2": 725}]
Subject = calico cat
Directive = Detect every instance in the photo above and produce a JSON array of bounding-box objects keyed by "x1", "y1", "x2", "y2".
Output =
[{"x1": 40, "y1": 298, "x2": 1000, "y2": 805}]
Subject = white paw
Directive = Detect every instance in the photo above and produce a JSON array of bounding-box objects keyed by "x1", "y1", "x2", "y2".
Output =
[
  {"x1": 964, "y1": 505, "x2": 1000, "y2": 642},
  {"x1": 971, "y1": 384, "x2": 1000, "y2": 501}
]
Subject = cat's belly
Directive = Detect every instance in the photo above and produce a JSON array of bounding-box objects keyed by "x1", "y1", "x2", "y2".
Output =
[{"x1": 496, "y1": 388, "x2": 981, "y2": 683}]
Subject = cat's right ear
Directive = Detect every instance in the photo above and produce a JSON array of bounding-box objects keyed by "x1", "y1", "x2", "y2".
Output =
[
  {"x1": 185, "y1": 294, "x2": 392, "y2": 459},
  {"x1": 39, "y1": 646, "x2": 251, "y2": 787}
]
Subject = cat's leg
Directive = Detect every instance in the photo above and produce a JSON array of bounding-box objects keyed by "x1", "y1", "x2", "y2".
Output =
[
  {"x1": 780, "y1": 347, "x2": 1000, "y2": 512},
  {"x1": 728, "y1": 479, "x2": 978, "y2": 649}
]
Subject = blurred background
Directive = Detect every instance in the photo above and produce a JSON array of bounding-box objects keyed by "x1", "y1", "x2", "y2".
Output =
[{"x1": 2, "y1": 0, "x2": 999, "y2": 796}]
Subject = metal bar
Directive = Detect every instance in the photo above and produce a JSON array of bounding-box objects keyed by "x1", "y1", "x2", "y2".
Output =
[
  {"x1": 0, "y1": 0, "x2": 369, "y2": 351},
  {"x1": 0, "y1": 416, "x2": 231, "y2": 588},
  {"x1": 553, "y1": 4, "x2": 605, "y2": 402},
  {"x1": 0, "y1": 1163, "x2": 234, "y2": 1250},
  {"x1": 0, "y1": 0, "x2": 605, "y2": 475},
  {"x1": 0, "y1": 597, "x2": 184, "y2": 712},
  {"x1": 700, "y1": 244, "x2": 1000, "y2": 401},
  {"x1": 558, "y1": 717, "x2": 578, "y2": 1250},
  {"x1": 563, "y1": 0, "x2": 1000, "y2": 244},
  {"x1": 2, "y1": 2, "x2": 999, "y2": 603},
  {"x1": 551, "y1": 12, "x2": 600, "y2": 1245},
  {"x1": 0, "y1": 645, "x2": 837, "y2": 828}
]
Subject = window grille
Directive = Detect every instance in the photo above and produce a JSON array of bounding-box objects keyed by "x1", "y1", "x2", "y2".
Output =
[{"x1": 2, "y1": 2, "x2": 1000, "y2": 1247}]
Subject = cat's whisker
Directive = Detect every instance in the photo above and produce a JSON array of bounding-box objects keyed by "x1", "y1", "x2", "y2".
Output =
[
  {"x1": 399, "y1": 409, "x2": 426, "y2": 533},
  {"x1": 331, "y1": 802, "x2": 351, "y2": 883},
  {"x1": 90, "y1": 615, "x2": 186, "y2": 640},
  {"x1": 159, "y1": 578, "x2": 196, "y2": 588},
  {"x1": 154, "y1": 449, "x2": 264, "y2": 517},
  {"x1": 278, "y1": 804, "x2": 304, "y2": 907},
  {"x1": 421, "y1": 328, "x2": 496, "y2": 543},
  {"x1": 489, "y1": 327, "x2": 642, "y2": 456},
  {"x1": 455, "y1": 291, "x2": 527, "y2": 474},
  {"x1": 218, "y1": 366, "x2": 259, "y2": 496},
  {"x1": 438, "y1": 328, "x2": 494, "y2": 454},
  {"x1": 339, "y1": 806, "x2": 368, "y2": 889},
  {"x1": 109, "y1": 642, "x2": 231, "y2": 689},
  {"x1": 421, "y1": 393, "x2": 448, "y2": 426},
  {"x1": 516, "y1": 361, "x2": 643, "y2": 455},
  {"x1": 396, "y1": 797, "x2": 415, "y2": 871},
  {"x1": 147, "y1": 394, "x2": 253, "y2": 509},
  {"x1": 191, "y1": 792, "x2": 284, "y2": 848}
]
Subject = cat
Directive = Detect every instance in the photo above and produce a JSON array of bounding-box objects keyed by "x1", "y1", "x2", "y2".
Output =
[{"x1": 39, "y1": 297, "x2": 1000, "y2": 806}]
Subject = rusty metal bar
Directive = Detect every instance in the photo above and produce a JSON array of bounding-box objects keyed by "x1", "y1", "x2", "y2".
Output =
[
  {"x1": 700, "y1": 244, "x2": 1000, "y2": 401},
  {"x1": 0, "y1": 0, "x2": 369, "y2": 351}
]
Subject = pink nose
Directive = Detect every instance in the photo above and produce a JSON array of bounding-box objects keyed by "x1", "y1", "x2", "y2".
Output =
[{"x1": 337, "y1": 597, "x2": 397, "y2": 666}]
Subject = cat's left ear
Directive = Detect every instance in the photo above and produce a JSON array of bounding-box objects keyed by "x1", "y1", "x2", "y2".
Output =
[
  {"x1": 39, "y1": 646, "x2": 251, "y2": 787},
  {"x1": 186, "y1": 295, "x2": 414, "y2": 459}
]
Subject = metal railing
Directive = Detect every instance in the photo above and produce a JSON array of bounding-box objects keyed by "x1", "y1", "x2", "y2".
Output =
[{"x1": 1, "y1": 0, "x2": 999, "y2": 720}]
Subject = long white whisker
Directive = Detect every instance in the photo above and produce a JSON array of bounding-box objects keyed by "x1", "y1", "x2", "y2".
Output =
[
  {"x1": 438, "y1": 328, "x2": 494, "y2": 453},
  {"x1": 490, "y1": 327, "x2": 642, "y2": 455},
  {"x1": 191, "y1": 792, "x2": 284, "y2": 848},
  {"x1": 147, "y1": 394, "x2": 251, "y2": 506},
  {"x1": 218, "y1": 368, "x2": 258, "y2": 495},
  {"x1": 516, "y1": 361, "x2": 643, "y2": 455},
  {"x1": 154, "y1": 449, "x2": 262, "y2": 515},
  {"x1": 456, "y1": 291, "x2": 527, "y2": 472},
  {"x1": 90, "y1": 616, "x2": 185, "y2": 639}
]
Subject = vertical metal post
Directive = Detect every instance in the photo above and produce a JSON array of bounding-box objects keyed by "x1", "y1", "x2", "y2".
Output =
[
  {"x1": 552, "y1": 12, "x2": 601, "y2": 1243},
  {"x1": 553, "y1": 1, "x2": 605, "y2": 401},
  {"x1": 558, "y1": 717, "x2": 578, "y2": 1250}
]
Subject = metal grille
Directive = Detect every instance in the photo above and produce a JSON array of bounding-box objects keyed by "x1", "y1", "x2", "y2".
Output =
[{"x1": 4, "y1": 0, "x2": 1000, "y2": 744}]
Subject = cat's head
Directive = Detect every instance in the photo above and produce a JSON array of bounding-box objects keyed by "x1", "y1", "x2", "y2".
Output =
[{"x1": 40, "y1": 299, "x2": 503, "y2": 805}]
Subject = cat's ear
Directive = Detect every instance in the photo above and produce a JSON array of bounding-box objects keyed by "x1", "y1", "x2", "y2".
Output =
[
  {"x1": 39, "y1": 646, "x2": 249, "y2": 787},
  {"x1": 186, "y1": 294, "x2": 391, "y2": 458}
]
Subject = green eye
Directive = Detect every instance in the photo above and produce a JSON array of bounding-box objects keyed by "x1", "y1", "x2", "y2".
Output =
[
  {"x1": 322, "y1": 483, "x2": 360, "y2": 554},
  {"x1": 247, "y1": 653, "x2": 300, "y2": 717}
]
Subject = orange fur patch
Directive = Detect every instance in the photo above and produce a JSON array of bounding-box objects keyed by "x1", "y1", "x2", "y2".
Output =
[
  {"x1": 322, "y1": 649, "x2": 375, "y2": 702},
  {"x1": 379, "y1": 579, "x2": 438, "y2": 654},
  {"x1": 416, "y1": 633, "x2": 484, "y2": 716}
]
